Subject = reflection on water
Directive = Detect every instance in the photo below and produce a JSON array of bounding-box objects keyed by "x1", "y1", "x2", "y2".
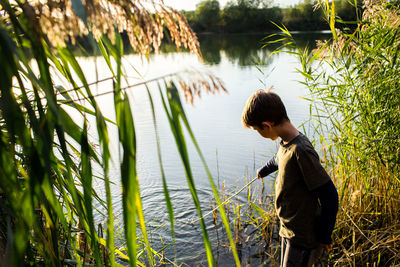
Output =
[
  {"x1": 197, "y1": 32, "x2": 331, "y2": 66},
  {"x1": 72, "y1": 32, "x2": 330, "y2": 265}
]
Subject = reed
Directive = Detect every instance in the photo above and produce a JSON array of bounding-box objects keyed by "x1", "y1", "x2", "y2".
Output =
[
  {"x1": 256, "y1": 0, "x2": 400, "y2": 265},
  {"x1": 210, "y1": 176, "x2": 279, "y2": 265},
  {"x1": 0, "y1": 0, "x2": 239, "y2": 266}
]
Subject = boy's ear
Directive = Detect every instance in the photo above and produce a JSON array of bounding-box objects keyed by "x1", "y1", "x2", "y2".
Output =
[{"x1": 261, "y1": 121, "x2": 274, "y2": 129}]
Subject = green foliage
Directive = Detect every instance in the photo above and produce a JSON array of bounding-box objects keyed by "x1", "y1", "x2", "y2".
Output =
[
  {"x1": 195, "y1": 0, "x2": 221, "y2": 32},
  {"x1": 298, "y1": 0, "x2": 400, "y2": 178},
  {"x1": 0, "y1": 0, "x2": 240, "y2": 266},
  {"x1": 282, "y1": 2, "x2": 325, "y2": 30},
  {"x1": 184, "y1": 0, "x2": 358, "y2": 33},
  {"x1": 262, "y1": 0, "x2": 400, "y2": 265},
  {"x1": 220, "y1": 3, "x2": 283, "y2": 33}
]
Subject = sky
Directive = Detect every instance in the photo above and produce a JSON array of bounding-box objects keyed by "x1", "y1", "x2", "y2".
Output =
[{"x1": 163, "y1": 0, "x2": 302, "y2": 11}]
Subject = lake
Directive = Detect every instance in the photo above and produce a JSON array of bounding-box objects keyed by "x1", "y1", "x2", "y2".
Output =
[{"x1": 65, "y1": 32, "x2": 331, "y2": 265}]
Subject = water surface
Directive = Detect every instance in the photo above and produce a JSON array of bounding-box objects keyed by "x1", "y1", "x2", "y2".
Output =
[{"x1": 68, "y1": 32, "x2": 331, "y2": 265}]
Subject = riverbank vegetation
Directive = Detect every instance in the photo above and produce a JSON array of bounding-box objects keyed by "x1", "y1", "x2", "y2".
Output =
[
  {"x1": 182, "y1": 0, "x2": 359, "y2": 33},
  {"x1": 1, "y1": 0, "x2": 399, "y2": 265},
  {"x1": 309, "y1": 1, "x2": 400, "y2": 264},
  {"x1": 244, "y1": 0, "x2": 399, "y2": 265},
  {"x1": 0, "y1": 0, "x2": 240, "y2": 266},
  {"x1": 207, "y1": 0, "x2": 400, "y2": 265}
]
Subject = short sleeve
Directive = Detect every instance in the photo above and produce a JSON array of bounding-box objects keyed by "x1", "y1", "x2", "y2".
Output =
[{"x1": 295, "y1": 146, "x2": 331, "y2": 191}]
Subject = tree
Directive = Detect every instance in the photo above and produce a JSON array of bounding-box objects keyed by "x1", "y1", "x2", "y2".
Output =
[
  {"x1": 282, "y1": 1, "x2": 326, "y2": 31},
  {"x1": 236, "y1": 0, "x2": 273, "y2": 8},
  {"x1": 195, "y1": 0, "x2": 221, "y2": 32}
]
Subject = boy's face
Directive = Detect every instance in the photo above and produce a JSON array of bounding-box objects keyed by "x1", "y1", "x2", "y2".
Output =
[{"x1": 252, "y1": 122, "x2": 279, "y2": 140}]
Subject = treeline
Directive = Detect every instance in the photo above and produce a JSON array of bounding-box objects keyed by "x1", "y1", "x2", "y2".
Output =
[{"x1": 181, "y1": 0, "x2": 359, "y2": 33}]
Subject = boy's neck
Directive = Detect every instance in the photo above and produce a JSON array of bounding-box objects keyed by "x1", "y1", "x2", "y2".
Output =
[{"x1": 277, "y1": 121, "x2": 299, "y2": 145}]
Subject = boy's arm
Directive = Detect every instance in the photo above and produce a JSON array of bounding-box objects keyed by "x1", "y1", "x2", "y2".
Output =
[
  {"x1": 257, "y1": 157, "x2": 278, "y2": 179},
  {"x1": 313, "y1": 179, "x2": 339, "y2": 247}
]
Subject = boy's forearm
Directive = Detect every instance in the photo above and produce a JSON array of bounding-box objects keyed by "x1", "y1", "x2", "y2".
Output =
[
  {"x1": 314, "y1": 180, "x2": 339, "y2": 244},
  {"x1": 257, "y1": 157, "x2": 278, "y2": 178}
]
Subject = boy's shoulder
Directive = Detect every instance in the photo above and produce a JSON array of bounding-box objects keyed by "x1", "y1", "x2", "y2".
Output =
[
  {"x1": 280, "y1": 132, "x2": 315, "y2": 154},
  {"x1": 278, "y1": 132, "x2": 322, "y2": 167}
]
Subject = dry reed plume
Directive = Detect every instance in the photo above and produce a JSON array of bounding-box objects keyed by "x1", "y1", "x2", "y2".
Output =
[
  {"x1": 22, "y1": 0, "x2": 201, "y2": 57},
  {"x1": 177, "y1": 70, "x2": 227, "y2": 104},
  {"x1": 12, "y1": 0, "x2": 229, "y2": 105}
]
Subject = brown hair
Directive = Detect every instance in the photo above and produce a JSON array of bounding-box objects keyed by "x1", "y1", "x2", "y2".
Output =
[{"x1": 241, "y1": 90, "x2": 289, "y2": 128}]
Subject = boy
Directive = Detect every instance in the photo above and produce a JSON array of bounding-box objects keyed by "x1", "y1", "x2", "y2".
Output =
[{"x1": 242, "y1": 90, "x2": 338, "y2": 267}]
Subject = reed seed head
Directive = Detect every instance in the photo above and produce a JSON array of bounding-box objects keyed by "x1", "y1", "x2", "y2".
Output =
[{"x1": 17, "y1": 0, "x2": 201, "y2": 57}]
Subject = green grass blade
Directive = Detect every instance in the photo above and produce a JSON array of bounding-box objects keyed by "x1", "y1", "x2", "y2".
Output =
[
  {"x1": 81, "y1": 120, "x2": 102, "y2": 266},
  {"x1": 115, "y1": 95, "x2": 137, "y2": 266},
  {"x1": 106, "y1": 30, "x2": 154, "y2": 266},
  {"x1": 58, "y1": 47, "x2": 96, "y2": 105},
  {"x1": 330, "y1": 0, "x2": 338, "y2": 41},
  {"x1": 98, "y1": 38, "x2": 116, "y2": 77},
  {"x1": 146, "y1": 85, "x2": 175, "y2": 242},
  {"x1": 159, "y1": 83, "x2": 215, "y2": 266},
  {"x1": 115, "y1": 94, "x2": 154, "y2": 266},
  {"x1": 165, "y1": 83, "x2": 240, "y2": 266},
  {"x1": 58, "y1": 107, "x2": 101, "y2": 164}
]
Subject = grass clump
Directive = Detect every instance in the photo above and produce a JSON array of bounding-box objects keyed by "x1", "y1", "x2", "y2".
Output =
[{"x1": 255, "y1": 0, "x2": 400, "y2": 265}]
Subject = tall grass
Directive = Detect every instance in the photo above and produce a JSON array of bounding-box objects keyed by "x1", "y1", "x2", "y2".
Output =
[
  {"x1": 259, "y1": 0, "x2": 400, "y2": 265},
  {"x1": 0, "y1": 0, "x2": 240, "y2": 266}
]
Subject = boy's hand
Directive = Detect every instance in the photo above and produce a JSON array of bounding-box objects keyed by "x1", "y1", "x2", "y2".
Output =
[
  {"x1": 257, "y1": 170, "x2": 262, "y2": 179},
  {"x1": 319, "y1": 243, "x2": 332, "y2": 254}
]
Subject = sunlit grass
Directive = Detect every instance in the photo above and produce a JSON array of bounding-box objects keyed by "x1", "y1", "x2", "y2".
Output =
[
  {"x1": 253, "y1": 0, "x2": 400, "y2": 265},
  {"x1": 0, "y1": 0, "x2": 240, "y2": 266}
]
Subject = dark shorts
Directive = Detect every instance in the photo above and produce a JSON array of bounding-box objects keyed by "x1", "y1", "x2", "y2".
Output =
[{"x1": 280, "y1": 238, "x2": 325, "y2": 267}]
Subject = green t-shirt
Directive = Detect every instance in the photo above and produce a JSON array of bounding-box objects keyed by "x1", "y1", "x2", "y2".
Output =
[{"x1": 275, "y1": 132, "x2": 331, "y2": 248}]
